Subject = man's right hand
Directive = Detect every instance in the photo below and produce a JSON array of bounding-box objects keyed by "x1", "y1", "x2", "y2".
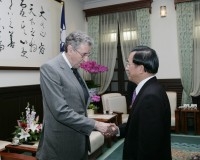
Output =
[{"x1": 94, "y1": 121, "x2": 118, "y2": 137}]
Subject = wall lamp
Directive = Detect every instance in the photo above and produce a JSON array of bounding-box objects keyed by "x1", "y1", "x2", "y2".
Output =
[{"x1": 160, "y1": 6, "x2": 167, "y2": 17}]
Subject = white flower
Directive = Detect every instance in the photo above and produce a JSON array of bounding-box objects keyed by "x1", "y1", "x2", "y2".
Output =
[
  {"x1": 28, "y1": 122, "x2": 40, "y2": 133},
  {"x1": 13, "y1": 102, "x2": 42, "y2": 142},
  {"x1": 18, "y1": 129, "x2": 30, "y2": 141}
]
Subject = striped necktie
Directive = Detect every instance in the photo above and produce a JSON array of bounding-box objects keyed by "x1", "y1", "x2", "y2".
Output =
[{"x1": 71, "y1": 68, "x2": 89, "y2": 103}]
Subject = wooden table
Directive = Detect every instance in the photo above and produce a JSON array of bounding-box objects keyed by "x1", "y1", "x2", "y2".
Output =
[
  {"x1": 180, "y1": 109, "x2": 200, "y2": 134},
  {"x1": 88, "y1": 114, "x2": 118, "y2": 147},
  {"x1": 5, "y1": 143, "x2": 38, "y2": 156},
  {"x1": 88, "y1": 114, "x2": 118, "y2": 124},
  {"x1": 174, "y1": 109, "x2": 181, "y2": 133}
]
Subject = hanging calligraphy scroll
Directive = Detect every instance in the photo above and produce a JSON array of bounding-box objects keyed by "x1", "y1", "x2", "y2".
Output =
[{"x1": 0, "y1": 0, "x2": 61, "y2": 69}]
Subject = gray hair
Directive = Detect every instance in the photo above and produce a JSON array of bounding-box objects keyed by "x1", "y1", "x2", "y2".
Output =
[{"x1": 64, "y1": 31, "x2": 94, "y2": 52}]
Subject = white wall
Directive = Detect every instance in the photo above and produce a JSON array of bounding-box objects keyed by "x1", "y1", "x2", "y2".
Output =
[
  {"x1": 0, "y1": 0, "x2": 180, "y2": 87},
  {"x1": 65, "y1": 0, "x2": 86, "y2": 34},
  {"x1": 151, "y1": 0, "x2": 180, "y2": 79}
]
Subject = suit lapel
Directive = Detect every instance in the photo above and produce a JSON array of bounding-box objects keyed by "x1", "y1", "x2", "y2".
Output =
[
  {"x1": 130, "y1": 77, "x2": 157, "y2": 112},
  {"x1": 57, "y1": 55, "x2": 89, "y2": 108}
]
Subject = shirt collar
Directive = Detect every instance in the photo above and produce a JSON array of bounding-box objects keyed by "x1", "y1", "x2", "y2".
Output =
[
  {"x1": 135, "y1": 76, "x2": 155, "y2": 95},
  {"x1": 62, "y1": 52, "x2": 72, "y2": 68}
]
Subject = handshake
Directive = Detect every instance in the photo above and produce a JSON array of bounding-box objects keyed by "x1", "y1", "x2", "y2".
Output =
[{"x1": 95, "y1": 121, "x2": 118, "y2": 137}]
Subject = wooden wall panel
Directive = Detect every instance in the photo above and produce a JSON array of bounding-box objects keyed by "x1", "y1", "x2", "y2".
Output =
[
  {"x1": 0, "y1": 98, "x2": 20, "y2": 141},
  {"x1": 0, "y1": 85, "x2": 43, "y2": 141},
  {"x1": 0, "y1": 79, "x2": 183, "y2": 141}
]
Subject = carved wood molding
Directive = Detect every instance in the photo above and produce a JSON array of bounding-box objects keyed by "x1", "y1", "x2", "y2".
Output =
[
  {"x1": 174, "y1": 0, "x2": 192, "y2": 4},
  {"x1": 83, "y1": 0, "x2": 153, "y2": 19},
  {"x1": 54, "y1": 0, "x2": 62, "y2": 2}
]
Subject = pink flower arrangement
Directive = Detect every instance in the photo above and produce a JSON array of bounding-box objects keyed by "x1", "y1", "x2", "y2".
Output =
[
  {"x1": 80, "y1": 60, "x2": 108, "y2": 88},
  {"x1": 91, "y1": 95, "x2": 101, "y2": 102},
  {"x1": 80, "y1": 60, "x2": 108, "y2": 74},
  {"x1": 88, "y1": 95, "x2": 101, "y2": 110}
]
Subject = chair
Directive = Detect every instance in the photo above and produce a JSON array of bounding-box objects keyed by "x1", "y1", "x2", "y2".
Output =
[
  {"x1": 88, "y1": 131, "x2": 104, "y2": 160},
  {"x1": 166, "y1": 91, "x2": 179, "y2": 132},
  {"x1": 102, "y1": 93, "x2": 122, "y2": 111},
  {"x1": 102, "y1": 93, "x2": 129, "y2": 124}
]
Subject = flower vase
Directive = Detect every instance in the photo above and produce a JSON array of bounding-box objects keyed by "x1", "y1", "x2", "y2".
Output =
[{"x1": 87, "y1": 109, "x2": 94, "y2": 115}]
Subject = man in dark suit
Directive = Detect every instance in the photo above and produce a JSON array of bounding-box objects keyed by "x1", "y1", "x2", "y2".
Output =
[
  {"x1": 118, "y1": 46, "x2": 172, "y2": 160},
  {"x1": 36, "y1": 31, "x2": 116, "y2": 160}
]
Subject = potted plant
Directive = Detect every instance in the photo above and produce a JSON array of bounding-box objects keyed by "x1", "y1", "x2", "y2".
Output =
[
  {"x1": 87, "y1": 94, "x2": 100, "y2": 115},
  {"x1": 12, "y1": 102, "x2": 42, "y2": 144}
]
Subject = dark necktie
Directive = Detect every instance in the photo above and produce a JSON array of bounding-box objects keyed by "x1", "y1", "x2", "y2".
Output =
[{"x1": 71, "y1": 68, "x2": 89, "y2": 103}]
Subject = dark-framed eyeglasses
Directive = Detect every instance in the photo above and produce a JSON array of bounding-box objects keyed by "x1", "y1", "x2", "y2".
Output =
[{"x1": 74, "y1": 48, "x2": 92, "y2": 58}]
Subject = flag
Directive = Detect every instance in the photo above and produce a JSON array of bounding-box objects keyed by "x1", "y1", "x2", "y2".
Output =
[{"x1": 60, "y1": 2, "x2": 66, "y2": 52}]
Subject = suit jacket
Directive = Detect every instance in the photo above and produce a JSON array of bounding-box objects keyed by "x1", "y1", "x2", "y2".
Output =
[
  {"x1": 36, "y1": 54, "x2": 95, "y2": 160},
  {"x1": 120, "y1": 77, "x2": 172, "y2": 160}
]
